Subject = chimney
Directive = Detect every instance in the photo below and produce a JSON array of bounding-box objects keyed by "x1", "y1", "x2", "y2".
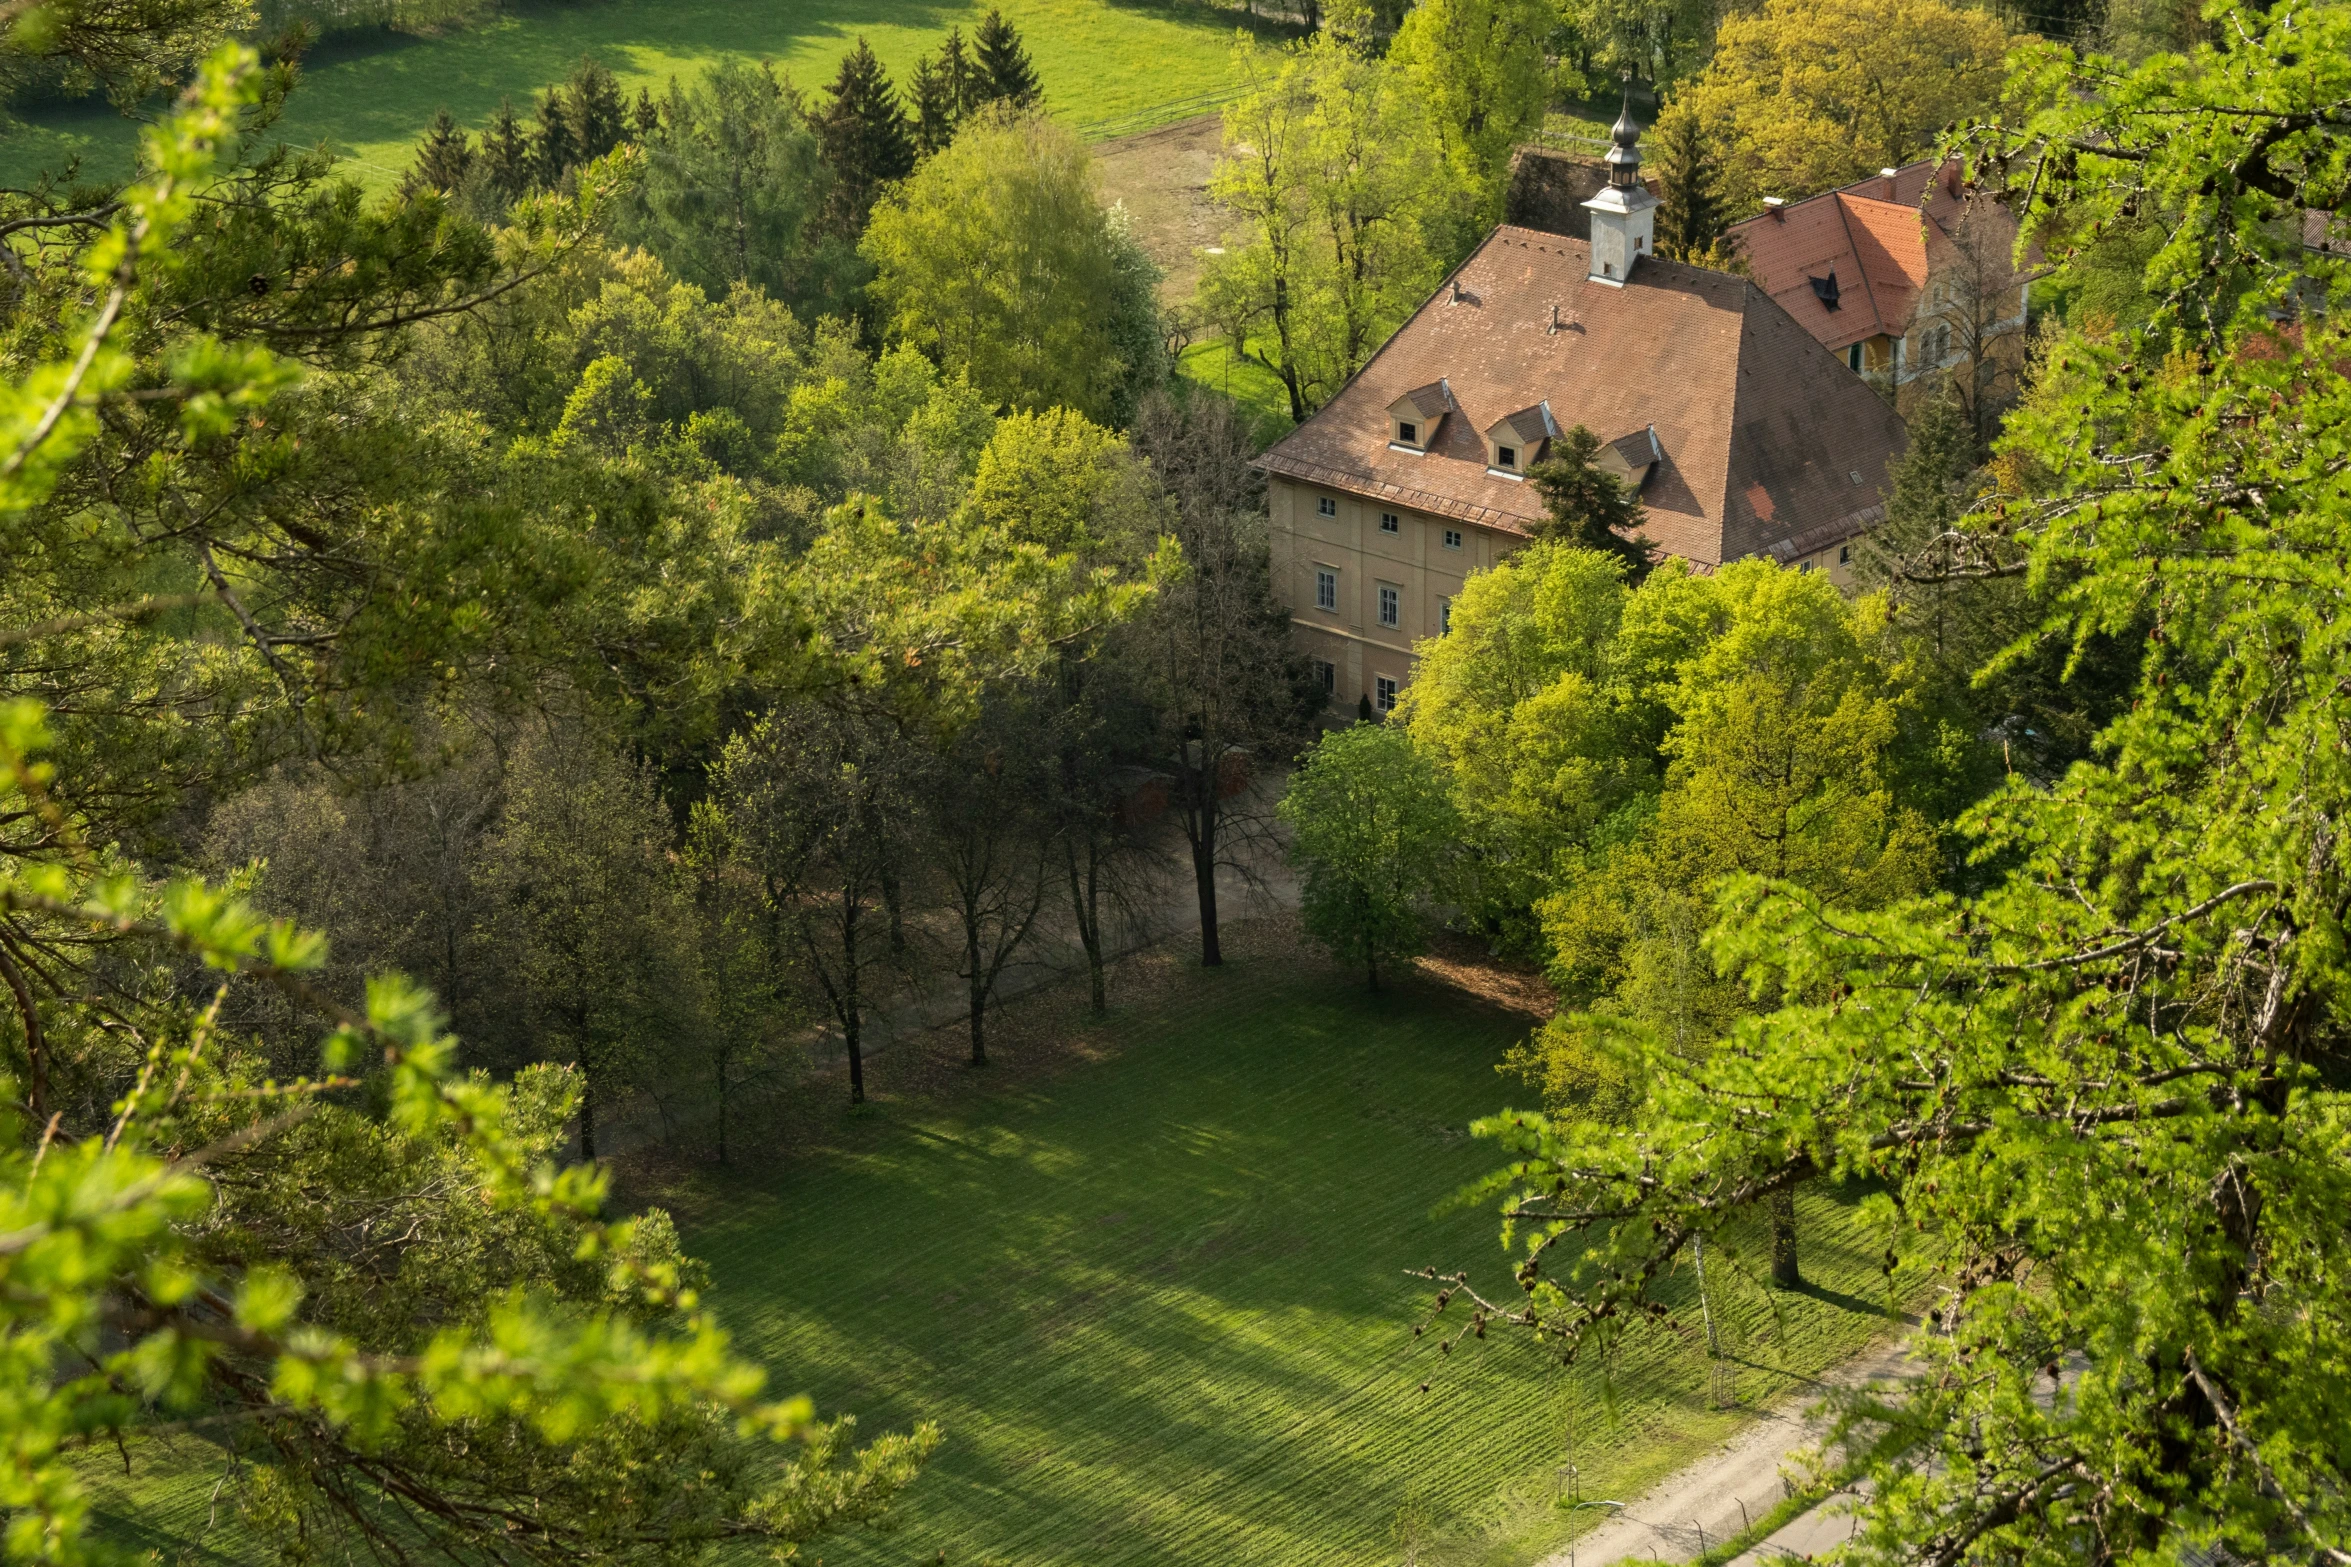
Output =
[
  {"x1": 1580, "y1": 73, "x2": 1660, "y2": 288},
  {"x1": 1764, "y1": 196, "x2": 1786, "y2": 221}
]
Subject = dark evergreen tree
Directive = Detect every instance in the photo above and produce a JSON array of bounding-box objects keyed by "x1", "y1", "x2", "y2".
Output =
[
  {"x1": 1524, "y1": 426, "x2": 1653, "y2": 580},
  {"x1": 813, "y1": 37, "x2": 915, "y2": 239},
  {"x1": 909, "y1": 52, "x2": 956, "y2": 156},
  {"x1": 480, "y1": 96, "x2": 534, "y2": 199},
  {"x1": 530, "y1": 85, "x2": 577, "y2": 188},
  {"x1": 401, "y1": 107, "x2": 474, "y2": 197},
  {"x1": 631, "y1": 84, "x2": 662, "y2": 141},
  {"x1": 568, "y1": 57, "x2": 628, "y2": 164},
  {"x1": 972, "y1": 9, "x2": 1039, "y2": 109},
  {"x1": 937, "y1": 26, "x2": 981, "y2": 119},
  {"x1": 1653, "y1": 105, "x2": 1723, "y2": 263}
]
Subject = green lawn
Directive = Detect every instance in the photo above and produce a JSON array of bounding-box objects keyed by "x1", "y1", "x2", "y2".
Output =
[
  {"x1": 0, "y1": 0, "x2": 1277, "y2": 188},
  {"x1": 672, "y1": 940, "x2": 1904, "y2": 1566},
  {"x1": 72, "y1": 933, "x2": 1902, "y2": 1565}
]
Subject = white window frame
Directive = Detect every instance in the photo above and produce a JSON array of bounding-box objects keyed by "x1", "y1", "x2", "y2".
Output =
[
  {"x1": 1442, "y1": 528, "x2": 1463, "y2": 550},
  {"x1": 1375, "y1": 675, "x2": 1398, "y2": 713},
  {"x1": 1379, "y1": 511, "x2": 1400, "y2": 534},
  {"x1": 1315, "y1": 566, "x2": 1338, "y2": 612},
  {"x1": 1377, "y1": 583, "x2": 1400, "y2": 629},
  {"x1": 1316, "y1": 495, "x2": 1337, "y2": 518},
  {"x1": 1438, "y1": 597, "x2": 1452, "y2": 635}
]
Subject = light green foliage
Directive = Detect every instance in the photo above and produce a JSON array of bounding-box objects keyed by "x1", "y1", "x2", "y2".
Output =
[
  {"x1": 1660, "y1": 0, "x2": 2008, "y2": 222},
  {"x1": 862, "y1": 106, "x2": 1163, "y2": 424},
  {"x1": 1279, "y1": 723, "x2": 1459, "y2": 988},
  {"x1": 1462, "y1": 9, "x2": 2351, "y2": 1560},
  {"x1": 614, "y1": 60, "x2": 866, "y2": 322},
  {"x1": 1399, "y1": 547, "x2": 1938, "y2": 1095},
  {"x1": 1384, "y1": 0, "x2": 1550, "y2": 231},
  {"x1": 1553, "y1": 0, "x2": 1720, "y2": 94},
  {"x1": 960, "y1": 406, "x2": 1138, "y2": 553},
  {"x1": 1199, "y1": 36, "x2": 1444, "y2": 423}
]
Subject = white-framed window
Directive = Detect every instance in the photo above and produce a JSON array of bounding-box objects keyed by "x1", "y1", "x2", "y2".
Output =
[
  {"x1": 1379, "y1": 511, "x2": 1400, "y2": 534},
  {"x1": 1375, "y1": 675, "x2": 1398, "y2": 712},
  {"x1": 1316, "y1": 495, "x2": 1337, "y2": 518},
  {"x1": 1442, "y1": 528, "x2": 1463, "y2": 550},
  {"x1": 1315, "y1": 567, "x2": 1338, "y2": 612},
  {"x1": 1378, "y1": 584, "x2": 1400, "y2": 628},
  {"x1": 1438, "y1": 597, "x2": 1452, "y2": 635},
  {"x1": 1838, "y1": 543, "x2": 1852, "y2": 565},
  {"x1": 1494, "y1": 444, "x2": 1518, "y2": 471},
  {"x1": 1313, "y1": 658, "x2": 1336, "y2": 699}
]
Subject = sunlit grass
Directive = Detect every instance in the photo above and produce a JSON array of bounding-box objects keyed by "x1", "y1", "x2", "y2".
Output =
[{"x1": 0, "y1": 0, "x2": 1283, "y2": 188}]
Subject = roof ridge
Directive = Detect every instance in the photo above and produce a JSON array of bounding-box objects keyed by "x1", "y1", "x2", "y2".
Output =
[{"x1": 1832, "y1": 194, "x2": 1889, "y2": 338}]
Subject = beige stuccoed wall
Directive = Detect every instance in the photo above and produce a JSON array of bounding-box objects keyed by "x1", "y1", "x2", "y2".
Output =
[{"x1": 1269, "y1": 475, "x2": 1515, "y2": 713}]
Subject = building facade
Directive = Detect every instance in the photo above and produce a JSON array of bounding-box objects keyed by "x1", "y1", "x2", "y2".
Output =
[
  {"x1": 1257, "y1": 111, "x2": 1908, "y2": 715},
  {"x1": 1723, "y1": 160, "x2": 2031, "y2": 418}
]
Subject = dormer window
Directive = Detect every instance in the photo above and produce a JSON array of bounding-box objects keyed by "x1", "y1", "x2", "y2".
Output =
[
  {"x1": 1485, "y1": 402, "x2": 1559, "y2": 478},
  {"x1": 1386, "y1": 380, "x2": 1453, "y2": 452}
]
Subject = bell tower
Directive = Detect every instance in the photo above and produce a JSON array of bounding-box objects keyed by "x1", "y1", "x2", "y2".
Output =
[{"x1": 1581, "y1": 80, "x2": 1659, "y2": 288}]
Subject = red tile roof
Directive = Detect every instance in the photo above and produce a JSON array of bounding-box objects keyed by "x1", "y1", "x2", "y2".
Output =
[
  {"x1": 1257, "y1": 226, "x2": 1907, "y2": 570},
  {"x1": 1725, "y1": 159, "x2": 2010, "y2": 355}
]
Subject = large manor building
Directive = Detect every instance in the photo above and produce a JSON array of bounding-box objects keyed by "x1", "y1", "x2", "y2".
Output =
[{"x1": 1258, "y1": 108, "x2": 1909, "y2": 715}]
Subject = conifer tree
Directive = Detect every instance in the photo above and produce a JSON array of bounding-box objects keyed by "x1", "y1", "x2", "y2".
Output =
[
  {"x1": 630, "y1": 83, "x2": 661, "y2": 140},
  {"x1": 909, "y1": 52, "x2": 956, "y2": 155},
  {"x1": 568, "y1": 56, "x2": 628, "y2": 163},
  {"x1": 531, "y1": 84, "x2": 577, "y2": 187},
  {"x1": 938, "y1": 26, "x2": 981, "y2": 117},
  {"x1": 1651, "y1": 102, "x2": 1722, "y2": 263},
  {"x1": 814, "y1": 37, "x2": 915, "y2": 239},
  {"x1": 973, "y1": 8, "x2": 1040, "y2": 108},
  {"x1": 401, "y1": 106, "x2": 474, "y2": 197},
  {"x1": 480, "y1": 96, "x2": 533, "y2": 198},
  {"x1": 1525, "y1": 426, "x2": 1652, "y2": 579}
]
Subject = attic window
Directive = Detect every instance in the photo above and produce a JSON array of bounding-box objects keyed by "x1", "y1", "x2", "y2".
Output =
[
  {"x1": 1809, "y1": 271, "x2": 1841, "y2": 310},
  {"x1": 1495, "y1": 445, "x2": 1518, "y2": 471},
  {"x1": 1379, "y1": 512, "x2": 1400, "y2": 534},
  {"x1": 1848, "y1": 343, "x2": 1863, "y2": 372},
  {"x1": 1395, "y1": 420, "x2": 1419, "y2": 446}
]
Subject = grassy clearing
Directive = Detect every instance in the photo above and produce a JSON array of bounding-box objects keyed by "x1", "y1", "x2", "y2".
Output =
[
  {"x1": 74, "y1": 924, "x2": 1901, "y2": 1565},
  {"x1": 661, "y1": 925, "x2": 1902, "y2": 1566},
  {"x1": 1178, "y1": 336, "x2": 1294, "y2": 444},
  {"x1": 0, "y1": 0, "x2": 1280, "y2": 188}
]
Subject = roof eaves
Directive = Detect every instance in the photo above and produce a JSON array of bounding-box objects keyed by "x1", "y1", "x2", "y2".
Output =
[{"x1": 1259, "y1": 452, "x2": 1539, "y2": 535}]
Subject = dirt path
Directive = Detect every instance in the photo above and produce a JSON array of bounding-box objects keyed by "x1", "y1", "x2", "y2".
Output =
[
  {"x1": 1543, "y1": 1339, "x2": 1916, "y2": 1566},
  {"x1": 1092, "y1": 111, "x2": 1227, "y2": 304}
]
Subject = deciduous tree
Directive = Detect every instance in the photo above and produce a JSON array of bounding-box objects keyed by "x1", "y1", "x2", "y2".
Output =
[
  {"x1": 863, "y1": 107, "x2": 1162, "y2": 423},
  {"x1": 1659, "y1": 0, "x2": 2007, "y2": 222},
  {"x1": 1280, "y1": 724, "x2": 1458, "y2": 989}
]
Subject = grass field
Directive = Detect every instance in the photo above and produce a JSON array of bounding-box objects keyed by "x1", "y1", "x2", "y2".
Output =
[
  {"x1": 0, "y1": 0, "x2": 1279, "y2": 189},
  {"x1": 660, "y1": 928, "x2": 1904, "y2": 1567},
  {"x1": 73, "y1": 925, "x2": 1903, "y2": 1566}
]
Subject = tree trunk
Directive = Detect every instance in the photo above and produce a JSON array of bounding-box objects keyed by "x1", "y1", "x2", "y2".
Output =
[
  {"x1": 1367, "y1": 951, "x2": 1380, "y2": 991},
  {"x1": 1067, "y1": 838, "x2": 1108, "y2": 1015},
  {"x1": 1194, "y1": 809, "x2": 1222, "y2": 968},
  {"x1": 843, "y1": 895, "x2": 865, "y2": 1104},
  {"x1": 967, "y1": 926, "x2": 988, "y2": 1068},
  {"x1": 715, "y1": 1053, "x2": 730, "y2": 1166},
  {"x1": 1769, "y1": 1188, "x2": 1800, "y2": 1288},
  {"x1": 579, "y1": 1072, "x2": 597, "y2": 1161}
]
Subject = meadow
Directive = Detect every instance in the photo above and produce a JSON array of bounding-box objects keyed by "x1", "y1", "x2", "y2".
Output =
[
  {"x1": 73, "y1": 923, "x2": 1902, "y2": 1566},
  {"x1": 666, "y1": 926, "x2": 1902, "y2": 1566},
  {"x1": 0, "y1": 0, "x2": 1279, "y2": 188}
]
